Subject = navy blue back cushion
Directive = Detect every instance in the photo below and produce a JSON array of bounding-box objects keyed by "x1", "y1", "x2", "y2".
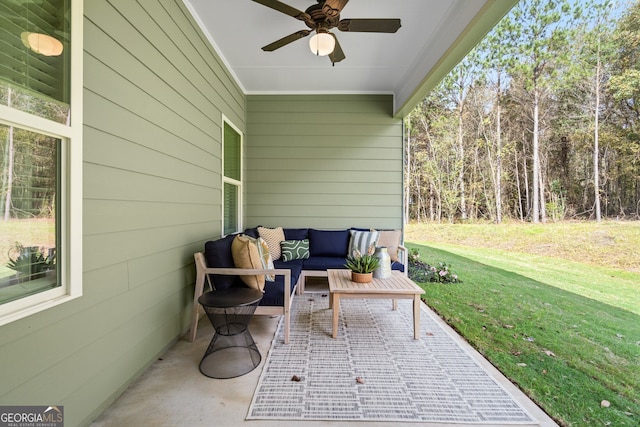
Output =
[
  {"x1": 308, "y1": 229, "x2": 350, "y2": 257},
  {"x1": 302, "y1": 256, "x2": 347, "y2": 271},
  {"x1": 284, "y1": 228, "x2": 309, "y2": 240},
  {"x1": 204, "y1": 234, "x2": 242, "y2": 290},
  {"x1": 243, "y1": 227, "x2": 259, "y2": 238}
]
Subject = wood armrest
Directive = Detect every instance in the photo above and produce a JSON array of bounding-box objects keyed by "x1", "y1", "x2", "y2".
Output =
[
  {"x1": 191, "y1": 252, "x2": 295, "y2": 344},
  {"x1": 398, "y1": 245, "x2": 408, "y2": 260},
  {"x1": 203, "y1": 267, "x2": 292, "y2": 294},
  {"x1": 204, "y1": 267, "x2": 290, "y2": 278},
  {"x1": 204, "y1": 267, "x2": 292, "y2": 292},
  {"x1": 397, "y1": 245, "x2": 409, "y2": 276}
]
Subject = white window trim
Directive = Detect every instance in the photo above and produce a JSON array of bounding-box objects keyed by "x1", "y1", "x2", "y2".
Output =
[
  {"x1": 0, "y1": 0, "x2": 83, "y2": 326},
  {"x1": 221, "y1": 115, "x2": 243, "y2": 236}
]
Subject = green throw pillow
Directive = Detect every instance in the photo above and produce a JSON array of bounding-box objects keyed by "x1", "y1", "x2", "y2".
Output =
[{"x1": 281, "y1": 239, "x2": 310, "y2": 262}]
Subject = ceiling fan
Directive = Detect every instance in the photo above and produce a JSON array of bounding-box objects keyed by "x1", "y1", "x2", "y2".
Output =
[{"x1": 252, "y1": 0, "x2": 401, "y2": 65}]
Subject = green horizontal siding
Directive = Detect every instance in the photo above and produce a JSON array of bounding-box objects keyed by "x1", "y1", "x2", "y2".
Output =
[
  {"x1": 248, "y1": 170, "x2": 401, "y2": 185},
  {"x1": 0, "y1": 1, "x2": 244, "y2": 426},
  {"x1": 246, "y1": 94, "x2": 403, "y2": 230},
  {"x1": 0, "y1": 4, "x2": 407, "y2": 427}
]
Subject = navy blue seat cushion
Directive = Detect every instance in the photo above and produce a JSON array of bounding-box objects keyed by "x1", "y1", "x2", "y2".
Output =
[
  {"x1": 308, "y1": 229, "x2": 350, "y2": 257},
  {"x1": 284, "y1": 228, "x2": 309, "y2": 240},
  {"x1": 261, "y1": 260, "x2": 303, "y2": 306},
  {"x1": 273, "y1": 259, "x2": 304, "y2": 283},
  {"x1": 204, "y1": 235, "x2": 244, "y2": 290},
  {"x1": 302, "y1": 256, "x2": 347, "y2": 271}
]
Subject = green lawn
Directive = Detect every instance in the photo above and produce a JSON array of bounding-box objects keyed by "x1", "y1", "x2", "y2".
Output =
[{"x1": 406, "y1": 223, "x2": 640, "y2": 427}]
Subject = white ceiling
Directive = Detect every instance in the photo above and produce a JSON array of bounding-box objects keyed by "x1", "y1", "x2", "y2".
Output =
[{"x1": 184, "y1": 0, "x2": 516, "y2": 116}]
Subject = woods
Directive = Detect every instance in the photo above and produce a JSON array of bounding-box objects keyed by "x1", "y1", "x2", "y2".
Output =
[
  {"x1": 405, "y1": 0, "x2": 640, "y2": 223},
  {"x1": 0, "y1": 88, "x2": 63, "y2": 222}
]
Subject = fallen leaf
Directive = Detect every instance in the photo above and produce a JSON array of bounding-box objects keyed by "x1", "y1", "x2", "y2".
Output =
[
  {"x1": 542, "y1": 369, "x2": 547, "y2": 375},
  {"x1": 426, "y1": 332, "x2": 435, "y2": 336},
  {"x1": 516, "y1": 363, "x2": 527, "y2": 367},
  {"x1": 601, "y1": 400, "x2": 610, "y2": 408},
  {"x1": 291, "y1": 375, "x2": 301, "y2": 382},
  {"x1": 544, "y1": 350, "x2": 556, "y2": 357},
  {"x1": 503, "y1": 324, "x2": 515, "y2": 329},
  {"x1": 511, "y1": 350, "x2": 522, "y2": 356},
  {"x1": 356, "y1": 377, "x2": 365, "y2": 384}
]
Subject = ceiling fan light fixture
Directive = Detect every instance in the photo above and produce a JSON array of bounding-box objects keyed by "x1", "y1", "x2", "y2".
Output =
[
  {"x1": 21, "y1": 32, "x2": 63, "y2": 57},
  {"x1": 309, "y1": 32, "x2": 335, "y2": 56}
]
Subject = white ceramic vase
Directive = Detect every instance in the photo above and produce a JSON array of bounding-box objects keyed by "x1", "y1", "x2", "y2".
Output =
[{"x1": 373, "y1": 246, "x2": 391, "y2": 279}]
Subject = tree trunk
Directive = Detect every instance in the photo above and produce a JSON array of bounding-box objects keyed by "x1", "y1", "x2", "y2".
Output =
[
  {"x1": 539, "y1": 168, "x2": 547, "y2": 222},
  {"x1": 495, "y1": 78, "x2": 503, "y2": 224},
  {"x1": 523, "y1": 140, "x2": 531, "y2": 219},
  {"x1": 593, "y1": 49, "x2": 602, "y2": 222},
  {"x1": 429, "y1": 182, "x2": 435, "y2": 221},
  {"x1": 458, "y1": 90, "x2": 467, "y2": 220},
  {"x1": 415, "y1": 173, "x2": 423, "y2": 223},
  {"x1": 404, "y1": 115, "x2": 411, "y2": 224},
  {"x1": 515, "y1": 151, "x2": 524, "y2": 221},
  {"x1": 532, "y1": 87, "x2": 541, "y2": 223}
]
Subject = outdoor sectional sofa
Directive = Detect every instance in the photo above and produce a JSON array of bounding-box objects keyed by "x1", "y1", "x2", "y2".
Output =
[{"x1": 189, "y1": 226, "x2": 407, "y2": 344}]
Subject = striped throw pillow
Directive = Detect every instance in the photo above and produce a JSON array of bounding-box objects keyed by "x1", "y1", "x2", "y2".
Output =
[
  {"x1": 258, "y1": 226, "x2": 285, "y2": 261},
  {"x1": 348, "y1": 230, "x2": 380, "y2": 258}
]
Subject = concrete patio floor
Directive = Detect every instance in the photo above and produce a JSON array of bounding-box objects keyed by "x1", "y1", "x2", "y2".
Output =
[{"x1": 89, "y1": 281, "x2": 559, "y2": 427}]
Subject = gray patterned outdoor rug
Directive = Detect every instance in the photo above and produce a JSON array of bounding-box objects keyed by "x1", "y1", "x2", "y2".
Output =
[{"x1": 247, "y1": 294, "x2": 537, "y2": 424}]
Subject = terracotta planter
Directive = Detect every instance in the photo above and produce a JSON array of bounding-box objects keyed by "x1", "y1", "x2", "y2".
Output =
[{"x1": 351, "y1": 272, "x2": 373, "y2": 283}]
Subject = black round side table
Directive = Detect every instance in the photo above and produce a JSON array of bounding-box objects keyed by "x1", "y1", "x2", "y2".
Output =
[{"x1": 198, "y1": 288, "x2": 263, "y2": 379}]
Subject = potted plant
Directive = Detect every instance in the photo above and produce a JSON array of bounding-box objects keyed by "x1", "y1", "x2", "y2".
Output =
[
  {"x1": 6, "y1": 243, "x2": 54, "y2": 283},
  {"x1": 344, "y1": 244, "x2": 380, "y2": 283}
]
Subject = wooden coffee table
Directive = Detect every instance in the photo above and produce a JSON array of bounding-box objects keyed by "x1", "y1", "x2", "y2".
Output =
[{"x1": 327, "y1": 269, "x2": 425, "y2": 340}]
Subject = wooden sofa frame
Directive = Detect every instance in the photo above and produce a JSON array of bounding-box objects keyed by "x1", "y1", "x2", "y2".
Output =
[
  {"x1": 189, "y1": 252, "x2": 297, "y2": 344},
  {"x1": 189, "y1": 244, "x2": 407, "y2": 344}
]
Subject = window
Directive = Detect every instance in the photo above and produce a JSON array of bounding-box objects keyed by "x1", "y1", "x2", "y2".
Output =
[
  {"x1": 0, "y1": 0, "x2": 82, "y2": 325},
  {"x1": 222, "y1": 119, "x2": 242, "y2": 236}
]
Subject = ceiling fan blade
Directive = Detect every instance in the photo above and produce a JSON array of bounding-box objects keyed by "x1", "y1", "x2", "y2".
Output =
[
  {"x1": 261, "y1": 30, "x2": 310, "y2": 51},
  {"x1": 338, "y1": 18, "x2": 401, "y2": 33},
  {"x1": 322, "y1": 0, "x2": 349, "y2": 18},
  {"x1": 329, "y1": 34, "x2": 345, "y2": 65},
  {"x1": 251, "y1": 0, "x2": 311, "y2": 22}
]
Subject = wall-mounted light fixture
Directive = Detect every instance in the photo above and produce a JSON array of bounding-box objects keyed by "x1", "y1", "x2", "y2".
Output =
[
  {"x1": 309, "y1": 32, "x2": 335, "y2": 56},
  {"x1": 21, "y1": 32, "x2": 63, "y2": 57}
]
